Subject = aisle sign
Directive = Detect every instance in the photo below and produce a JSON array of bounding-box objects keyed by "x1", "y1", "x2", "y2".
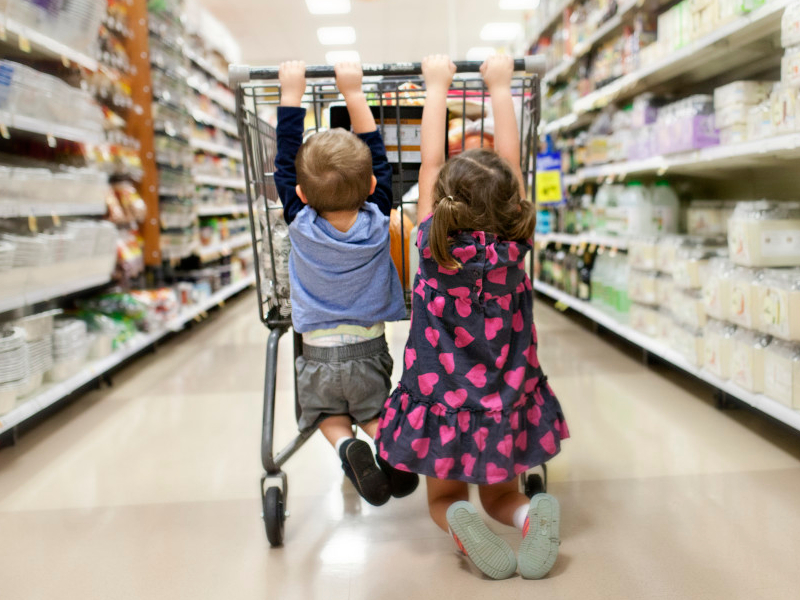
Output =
[{"x1": 536, "y1": 150, "x2": 564, "y2": 205}]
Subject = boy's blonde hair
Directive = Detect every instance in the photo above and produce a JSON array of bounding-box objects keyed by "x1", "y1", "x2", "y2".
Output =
[{"x1": 295, "y1": 128, "x2": 373, "y2": 212}]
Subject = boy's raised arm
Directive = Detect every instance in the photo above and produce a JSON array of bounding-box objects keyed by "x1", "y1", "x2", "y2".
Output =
[
  {"x1": 274, "y1": 61, "x2": 308, "y2": 225},
  {"x1": 335, "y1": 62, "x2": 392, "y2": 216},
  {"x1": 481, "y1": 55, "x2": 525, "y2": 199},
  {"x1": 417, "y1": 55, "x2": 456, "y2": 224}
]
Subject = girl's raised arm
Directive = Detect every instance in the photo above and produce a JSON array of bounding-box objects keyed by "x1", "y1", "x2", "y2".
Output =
[
  {"x1": 481, "y1": 55, "x2": 526, "y2": 199},
  {"x1": 417, "y1": 55, "x2": 456, "y2": 224}
]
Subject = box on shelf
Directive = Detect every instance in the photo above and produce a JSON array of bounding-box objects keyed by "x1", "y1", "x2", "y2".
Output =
[
  {"x1": 629, "y1": 269, "x2": 659, "y2": 305},
  {"x1": 671, "y1": 322, "x2": 705, "y2": 366},
  {"x1": 704, "y1": 319, "x2": 737, "y2": 379},
  {"x1": 752, "y1": 268, "x2": 800, "y2": 341},
  {"x1": 782, "y1": 1, "x2": 800, "y2": 48},
  {"x1": 628, "y1": 237, "x2": 660, "y2": 271},
  {"x1": 727, "y1": 201, "x2": 800, "y2": 268},
  {"x1": 713, "y1": 81, "x2": 774, "y2": 111},
  {"x1": 702, "y1": 258, "x2": 735, "y2": 321},
  {"x1": 630, "y1": 303, "x2": 660, "y2": 337},
  {"x1": 687, "y1": 201, "x2": 734, "y2": 236},
  {"x1": 729, "y1": 267, "x2": 763, "y2": 328},
  {"x1": 672, "y1": 288, "x2": 708, "y2": 329},
  {"x1": 763, "y1": 340, "x2": 800, "y2": 408},
  {"x1": 730, "y1": 328, "x2": 771, "y2": 393}
]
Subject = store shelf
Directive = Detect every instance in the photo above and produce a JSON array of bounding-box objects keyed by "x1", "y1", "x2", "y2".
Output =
[
  {"x1": 543, "y1": 1, "x2": 638, "y2": 86},
  {"x1": 194, "y1": 174, "x2": 246, "y2": 190},
  {"x1": 0, "y1": 110, "x2": 105, "y2": 145},
  {"x1": 572, "y1": 132, "x2": 800, "y2": 182},
  {"x1": 197, "y1": 204, "x2": 248, "y2": 216},
  {"x1": 191, "y1": 108, "x2": 239, "y2": 137},
  {"x1": 0, "y1": 201, "x2": 106, "y2": 218},
  {"x1": 187, "y1": 79, "x2": 236, "y2": 114},
  {"x1": 571, "y1": 1, "x2": 788, "y2": 116},
  {"x1": 0, "y1": 14, "x2": 99, "y2": 71},
  {"x1": 536, "y1": 232, "x2": 629, "y2": 250},
  {"x1": 190, "y1": 137, "x2": 243, "y2": 160},
  {"x1": 530, "y1": 0, "x2": 571, "y2": 42},
  {"x1": 0, "y1": 274, "x2": 256, "y2": 436},
  {"x1": 533, "y1": 279, "x2": 800, "y2": 433},
  {"x1": 0, "y1": 273, "x2": 112, "y2": 315},
  {"x1": 541, "y1": 111, "x2": 594, "y2": 136},
  {"x1": 185, "y1": 48, "x2": 228, "y2": 86},
  {"x1": 194, "y1": 232, "x2": 251, "y2": 261}
]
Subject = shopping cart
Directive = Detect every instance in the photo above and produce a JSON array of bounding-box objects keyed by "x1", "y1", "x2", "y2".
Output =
[{"x1": 230, "y1": 58, "x2": 547, "y2": 547}]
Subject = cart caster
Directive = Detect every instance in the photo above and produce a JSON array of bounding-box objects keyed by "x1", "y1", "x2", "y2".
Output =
[
  {"x1": 520, "y1": 463, "x2": 548, "y2": 498},
  {"x1": 263, "y1": 486, "x2": 286, "y2": 547}
]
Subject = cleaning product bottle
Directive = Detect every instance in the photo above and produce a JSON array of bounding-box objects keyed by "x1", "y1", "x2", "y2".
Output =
[{"x1": 650, "y1": 180, "x2": 680, "y2": 234}]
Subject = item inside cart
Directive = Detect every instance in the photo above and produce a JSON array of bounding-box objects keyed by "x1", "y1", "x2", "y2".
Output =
[{"x1": 231, "y1": 58, "x2": 544, "y2": 547}]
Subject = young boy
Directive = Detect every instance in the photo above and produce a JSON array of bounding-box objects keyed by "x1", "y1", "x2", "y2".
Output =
[{"x1": 274, "y1": 60, "x2": 417, "y2": 506}]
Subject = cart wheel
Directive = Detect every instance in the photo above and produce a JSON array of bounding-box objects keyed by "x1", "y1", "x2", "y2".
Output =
[
  {"x1": 263, "y1": 486, "x2": 285, "y2": 547},
  {"x1": 523, "y1": 474, "x2": 546, "y2": 499}
]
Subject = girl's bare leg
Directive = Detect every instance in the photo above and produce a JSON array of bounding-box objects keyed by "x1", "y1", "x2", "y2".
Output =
[
  {"x1": 426, "y1": 477, "x2": 469, "y2": 532},
  {"x1": 478, "y1": 478, "x2": 530, "y2": 527}
]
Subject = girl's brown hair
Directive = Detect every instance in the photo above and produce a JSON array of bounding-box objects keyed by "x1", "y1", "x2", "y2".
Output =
[{"x1": 429, "y1": 149, "x2": 536, "y2": 269}]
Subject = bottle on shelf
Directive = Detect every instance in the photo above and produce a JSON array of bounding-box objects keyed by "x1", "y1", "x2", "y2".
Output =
[{"x1": 650, "y1": 180, "x2": 680, "y2": 234}]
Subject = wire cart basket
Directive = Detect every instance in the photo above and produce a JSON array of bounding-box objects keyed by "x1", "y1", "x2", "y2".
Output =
[{"x1": 230, "y1": 57, "x2": 546, "y2": 547}]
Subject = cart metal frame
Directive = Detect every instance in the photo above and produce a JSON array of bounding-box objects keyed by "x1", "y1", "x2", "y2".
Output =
[{"x1": 231, "y1": 57, "x2": 546, "y2": 547}]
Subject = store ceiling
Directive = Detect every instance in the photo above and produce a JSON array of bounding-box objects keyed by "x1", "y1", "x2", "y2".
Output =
[{"x1": 196, "y1": 0, "x2": 532, "y2": 67}]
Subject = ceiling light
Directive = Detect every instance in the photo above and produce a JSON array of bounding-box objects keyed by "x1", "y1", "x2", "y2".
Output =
[
  {"x1": 317, "y1": 26, "x2": 356, "y2": 45},
  {"x1": 325, "y1": 50, "x2": 361, "y2": 65},
  {"x1": 480, "y1": 22, "x2": 523, "y2": 41},
  {"x1": 466, "y1": 47, "x2": 497, "y2": 61},
  {"x1": 499, "y1": 0, "x2": 540, "y2": 9},
  {"x1": 305, "y1": 0, "x2": 351, "y2": 15}
]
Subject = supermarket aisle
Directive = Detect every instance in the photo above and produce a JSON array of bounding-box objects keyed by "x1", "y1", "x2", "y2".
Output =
[{"x1": 1, "y1": 290, "x2": 799, "y2": 600}]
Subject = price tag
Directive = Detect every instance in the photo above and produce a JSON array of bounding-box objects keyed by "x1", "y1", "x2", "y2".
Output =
[
  {"x1": 28, "y1": 215, "x2": 38, "y2": 233},
  {"x1": 657, "y1": 165, "x2": 668, "y2": 176},
  {"x1": 218, "y1": 300, "x2": 225, "y2": 308},
  {"x1": 554, "y1": 301, "x2": 569, "y2": 312},
  {"x1": 62, "y1": 55, "x2": 70, "y2": 68},
  {"x1": 52, "y1": 213, "x2": 61, "y2": 227},
  {"x1": 536, "y1": 170, "x2": 564, "y2": 205},
  {"x1": 18, "y1": 35, "x2": 31, "y2": 53},
  {"x1": 200, "y1": 311, "x2": 208, "y2": 319},
  {"x1": 46, "y1": 134, "x2": 56, "y2": 148},
  {"x1": 0, "y1": 123, "x2": 9, "y2": 140},
  {"x1": 193, "y1": 314, "x2": 202, "y2": 323}
]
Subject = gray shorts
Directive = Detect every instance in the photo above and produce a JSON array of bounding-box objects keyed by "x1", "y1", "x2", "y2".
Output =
[{"x1": 295, "y1": 336, "x2": 393, "y2": 432}]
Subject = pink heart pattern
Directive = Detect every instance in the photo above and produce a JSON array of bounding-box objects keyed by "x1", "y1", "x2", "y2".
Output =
[
  {"x1": 426, "y1": 277, "x2": 438, "y2": 290},
  {"x1": 515, "y1": 431, "x2": 528, "y2": 451},
  {"x1": 485, "y1": 317, "x2": 503, "y2": 340},
  {"x1": 455, "y1": 297, "x2": 472, "y2": 318},
  {"x1": 465, "y1": 363, "x2": 487, "y2": 388},
  {"x1": 427, "y1": 296, "x2": 445, "y2": 317},
  {"x1": 480, "y1": 392, "x2": 503, "y2": 413},
  {"x1": 452, "y1": 246, "x2": 477, "y2": 264},
  {"x1": 425, "y1": 327, "x2": 440, "y2": 348},
  {"x1": 486, "y1": 244, "x2": 498, "y2": 265},
  {"x1": 438, "y1": 264, "x2": 458, "y2": 275},
  {"x1": 411, "y1": 437, "x2": 430, "y2": 458},
  {"x1": 527, "y1": 404, "x2": 542, "y2": 426},
  {"x1": 440, "y1": 425, "x2": 456, "y2": 445},
  {"x1": 497, "y1": 435, "x2": 513, "y2": 457},
  {"x1": 400, "y1": 393, "x2": 409, "y2": 411},
  {"x1": 509, "y1": 411, "x2": 520, "y2": 430},
  {"x1": 430, "y1": 403, "x2": 447, "y2": 417},
  {"x1": 439, "y1": 352, "x2": 455, "y2": 374},
  {"x1": 443, "y1": 388, "x2": 467, "y2": 409},
  {"x1": 487, "y1": 267, "x2": 507, "y2": 285},
  {"x1": 393, "y1": 427, "x2": 402, "y2": 441},
  {"x1": 414, "y1": 279, "x2": 425, "y2": 298},
  {"x1": 418, "y1": 373, "x2": 439, "y2": 395},
  {"x1": 404, "y1": 348, "x2": 416, "y2": 370},
  {"x1": 454, "y1": 327, "x2": 474, "y2": 348},
  {"x1": 524, "y1": 377, "x2": 539, "y2": 393},
  {"x1": 524, "y1": 345, "x2": 540, "y2": 368},
  {"x1": 508, "y1": 243, "x2": 520, "y2": 262},
  {"x1": 486, "y1": 462, "x2": 509, "y2": 484},
  {"x1": 435, "y1": 457, "x2": 455, "y2": 479},
  {"x1": 512, "y1": 310, "x2": 524, "y2": 333},
  {"x1": 457, "y1": 411, "x2": 471, "y2": 432},
  {"x1": 408, "y1": 405, "x2": 426, "y2": 429},
  {"x1": 473, "y1": 427, "x2": 489, "y2": 451},
  {"x1": 539, "y1": 431, "x2": 557, "y2": 455},
  {"x1": 514, "y1": 463, "x2": 529, "y2": 475},
  {"x1": 495, "y1": 344, "x2": 509, "y2": 368},
  {"x1": 461, "y1": 453, "x2": 477, "y2": 477},
  {"x1": 422, "y1": 247, "x2": 432, "y2": 259},
  {"x1": 503, "y1": 366, "x2": 525, "y2": 390},
  {"x1": 495, "y1": 294, "x2": 512, "y2": 310}
]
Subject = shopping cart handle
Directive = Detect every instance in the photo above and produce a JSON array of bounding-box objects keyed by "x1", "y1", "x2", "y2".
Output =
[{"x1": 229, "y1": 56, "x2": 546, "y2": 86}]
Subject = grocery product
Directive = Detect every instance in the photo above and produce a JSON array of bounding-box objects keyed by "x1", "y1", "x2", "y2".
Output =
[
  {"x1": 730, "y1": 328, "x2": 771, "y2": 393},
  {"x1": 704, "y1": 319, "x2": 737, "y2": 380},
  {"x1": 672, "y1": 288, "x2": 707, "y2": 330},
  {"x1": 687, "y1": 201, "x2": 735, "y2": 236},
  {"x1": 672, "y1": 323, "x2": 705, "y2": 366},
  {"x1": 763, "y1": 340, "x2": 800, "y2": 408},
  {"x1": 752, "y1": 268, "x2": 800, "y2": 341},
  {"x1": 631, "y1": 302, "x2": 659, "y2": 337},
  {"x1": 702, "y1": 258, "x2": 735, "y2": 321},
  {"x1": 727, "y1": 201, "x2": 800, "y2": 267},
  {"x1": 628, "y1": 236, "x2": 659, "y2": 271},
  {"x1": 650, "y1": 181, "x2": 680, "y2": 234},
  {"x1": 729, "y1": 267, "x2": 763, "y2": 328},
  {"x1": 629, "y1": 269, "x2": 659, "y2": 305}
]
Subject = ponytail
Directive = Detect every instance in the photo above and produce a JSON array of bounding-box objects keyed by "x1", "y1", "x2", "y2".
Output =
[{"x1": 429, "y1": 195, "x2": 463, "y2": 270}]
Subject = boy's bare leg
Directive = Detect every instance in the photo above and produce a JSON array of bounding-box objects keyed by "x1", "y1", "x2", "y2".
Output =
[{"x1": 319, "y1": 414, "x2": 355, "y2": 447}]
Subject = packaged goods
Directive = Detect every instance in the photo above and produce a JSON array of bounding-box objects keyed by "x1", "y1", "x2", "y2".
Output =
[
  {"x1": 713, "y1": 81, "x2": 774, "y2": 110},
  {"x1": 752, "y1": 268, "x2": 800, "y2": 341},
  {"x1": 702, "y1": 258, "x2": 735, "y2": 320},
  {"x1": 731, "y1": 328, "x2": 771, "y2": 393},
  {"x1": 763, "y1": 340, "x2": 800, "y2": 408},
  {"x1": 628, "y1": 236, "x2": 659, "y2": 271},
  {"x1": 629, "y1": 269, "x2": 659, "y2": 305},
  {"x1": 672, "y1": 322, "x2": 705, "y2": 366},
  {"x1": 672, "y1": 288, "x2": 707, "y2": 329},
  {"x1": 727, "y1": 201, "x2": 800, "y2": 267},
  {"x1": 729, "y1": 267, "x2": 763, "y2": 328},
  {"x1": 704, "y1": 319, "x2": 737, "y2": 379},
  {"x1": 631, "y1": 302, "x2": 660, "y2": 337},
  {"x1": 687, "y1": 201, "x2": 734, "y2": 236}
]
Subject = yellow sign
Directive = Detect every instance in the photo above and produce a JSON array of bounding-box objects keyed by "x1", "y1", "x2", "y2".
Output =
[{"x1": 536, "y1": 170, "x2": 563, "y2": 204}]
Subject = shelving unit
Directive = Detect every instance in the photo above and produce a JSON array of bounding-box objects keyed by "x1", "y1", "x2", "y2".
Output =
[
  {"x1": 197, "y1": 204, "x2": 248, "y2": 217},
  {"x1": 0, "y1": 111, "x2": 105, "y2": 145},
  {"x1": 534, "y1": 280, "x2": 800, "y2": 432},
  {"x1": 190, "y1": 137, "x2": 243, "y2": 160},
  {"x1": 0, "y1": 273, "x2": 255, "y2": 438},
  {"x1": 0, "y1": 13, "x2": 99, "y2": 71},
  {"x1": 195, "y1": 232, "x2": 251, "y2": 262},
  {"x1": 0, "y1": 274, "x2": 112, "y2": 314},
  {"x1": 194, "y1": 174, "x2": 247, "y2": 190}
]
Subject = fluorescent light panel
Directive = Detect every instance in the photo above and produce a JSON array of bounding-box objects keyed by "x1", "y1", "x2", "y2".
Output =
[
  {"x1": 466, "y1": 47, "x2": 497, "y2": 61},
  {"x1": 480, "y1": 22, "x2": 523, "y2": 41},
  {"x1": 317, "y1": 26, "x2": 356, "y2": 45},
  {"x1": 499, "y1": 0, "x2": 539, "y2": 9},
  {"x1": 325, "y1": 50, "x2": 361, "y2": 65},
  {"x1": 305, "y1": 0, "x2": 351, "y2": 15}
]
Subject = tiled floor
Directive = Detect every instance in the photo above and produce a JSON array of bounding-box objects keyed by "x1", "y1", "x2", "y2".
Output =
[{"x1": 1, "y1": 290, "x2": 799, "y2": 599}]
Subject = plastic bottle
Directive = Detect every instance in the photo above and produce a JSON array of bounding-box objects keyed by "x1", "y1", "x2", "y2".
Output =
[
  {"x1": 620, "y1": 181, "x2": 653, "y2": 236},
  {"x1": 594, "y1": 184, "x2": 612, "y2": 233},
  {"x1": 650, "y1": 181, "x2": 680, "y2": 234}
]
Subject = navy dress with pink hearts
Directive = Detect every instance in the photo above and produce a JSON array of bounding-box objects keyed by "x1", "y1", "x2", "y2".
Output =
[{"x1": 375, "y1": 216, "x2": 569, "y2": 485}]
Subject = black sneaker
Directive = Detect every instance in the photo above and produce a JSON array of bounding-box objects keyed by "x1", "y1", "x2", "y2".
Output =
[
  {"x1": 377, "y1": 455, "x2": 419, "y2": 498},
  {"x1": 339, "y1": 439, "x2": 390, "y2": 506}
]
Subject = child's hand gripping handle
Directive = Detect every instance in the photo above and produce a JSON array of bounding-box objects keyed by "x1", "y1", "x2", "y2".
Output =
[{"x1": 229, "y1": 57, "x2": 546, "y2": 85}]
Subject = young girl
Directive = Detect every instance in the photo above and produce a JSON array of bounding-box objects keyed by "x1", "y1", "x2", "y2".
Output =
[{"x1": 375, "y1": 55, "x2": 569, "y2": 580}]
